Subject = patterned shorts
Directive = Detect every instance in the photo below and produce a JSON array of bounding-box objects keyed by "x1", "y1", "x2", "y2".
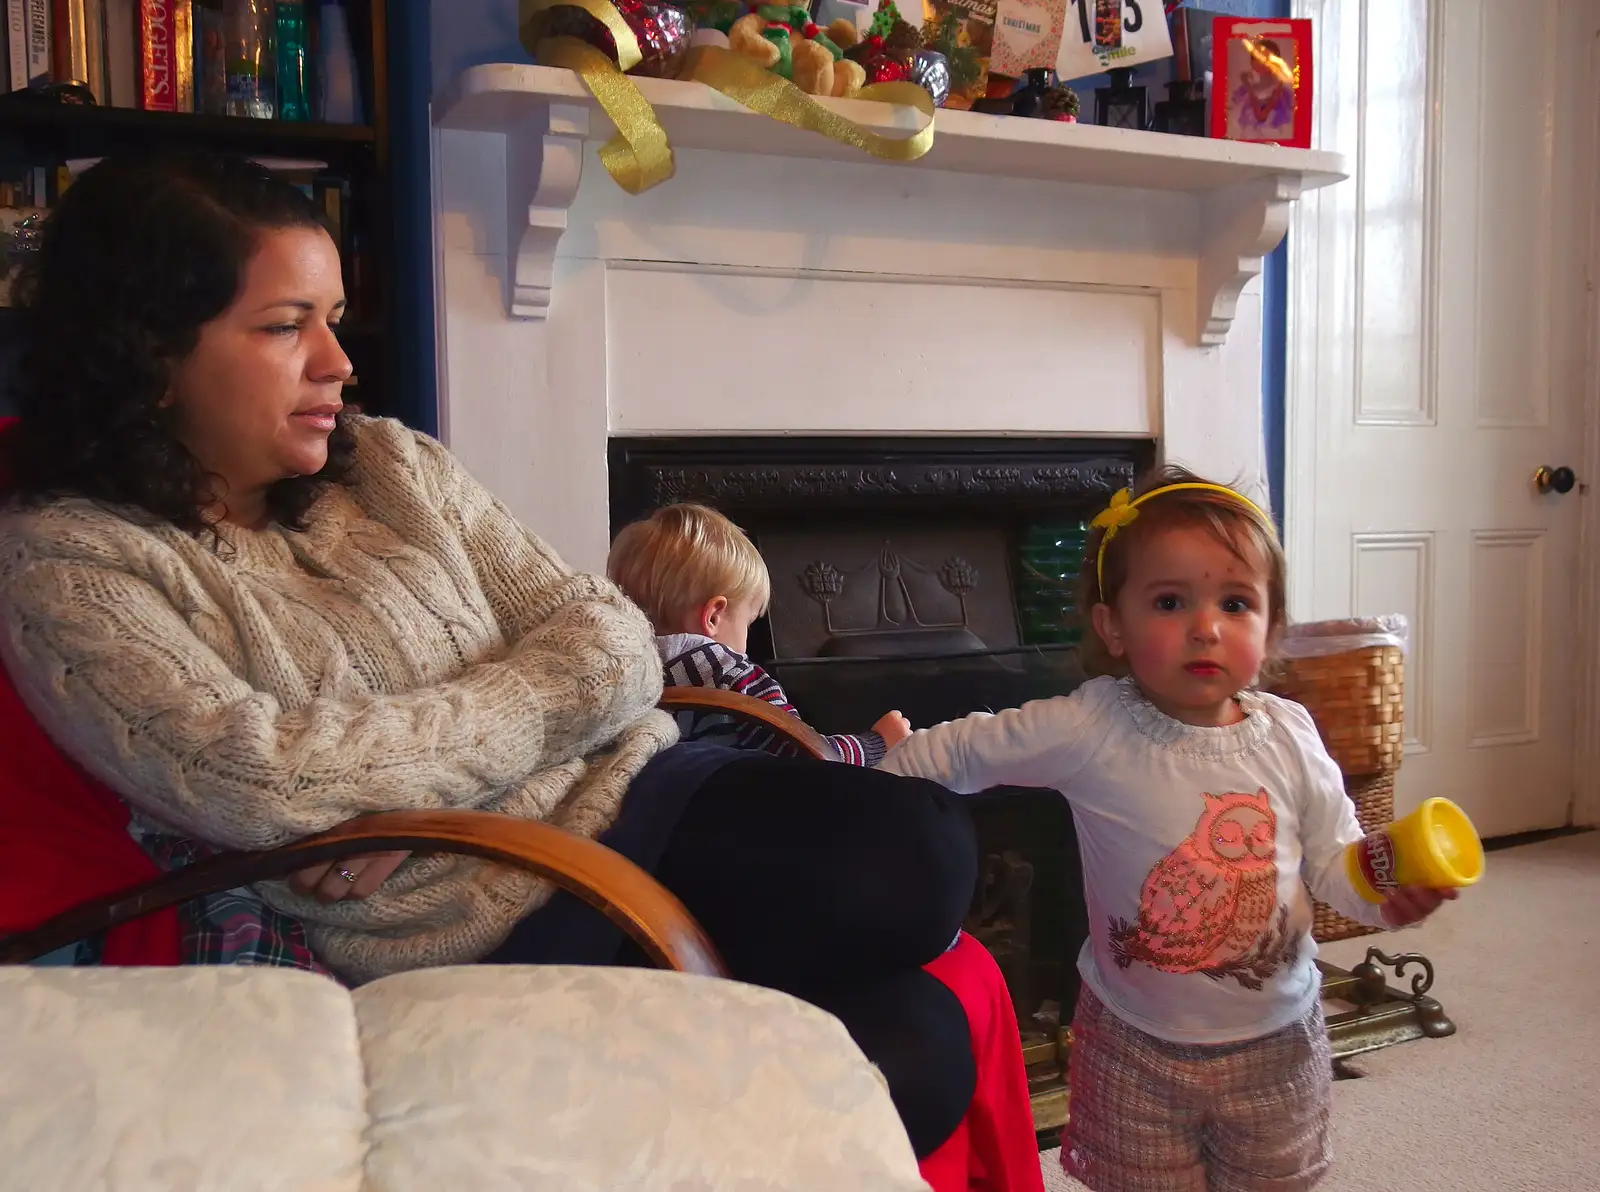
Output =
[{"x1": 1061, "y1": 987, "x2": 1332, "y2": 1192}]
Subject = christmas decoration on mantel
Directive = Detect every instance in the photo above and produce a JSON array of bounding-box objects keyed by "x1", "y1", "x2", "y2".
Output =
[{"x1": 521, "y1": 0, "x2": 940, "y2": 194}]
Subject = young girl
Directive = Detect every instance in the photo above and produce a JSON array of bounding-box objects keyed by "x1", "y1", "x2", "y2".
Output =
[{"x1": 879, "y1": 465, "x2": 1457, "y2": 1192}]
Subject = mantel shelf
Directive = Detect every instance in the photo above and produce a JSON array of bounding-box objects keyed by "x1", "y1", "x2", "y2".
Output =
[{"x1": 433, "y1": 63, "x2": 1349, "y2": 340}]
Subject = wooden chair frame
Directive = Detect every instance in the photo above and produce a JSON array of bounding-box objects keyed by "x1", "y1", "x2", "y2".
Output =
[
  {"x1": 0, "y1": 689, "x2": 829, "y2": 972},
  {"x1": 658, "y1": 686, "x2": 841, "y2": 763}
]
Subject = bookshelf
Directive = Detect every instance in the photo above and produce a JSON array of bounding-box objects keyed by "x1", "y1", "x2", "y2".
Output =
[
  {"x1": 0, "y1": 0, "x2": 403, "y2": 423},
  {"x1": 0, "y1": 103, "x2": 378, "y2": 156}
]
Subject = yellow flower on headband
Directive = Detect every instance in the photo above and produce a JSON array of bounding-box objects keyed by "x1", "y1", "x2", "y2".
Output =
[
  {"x1": 1090, "y1": 488, "x2": 1140, "y2": 548},
  {"x1": 1089, "y1": 480, "x2": 1272, "y2": 595}
]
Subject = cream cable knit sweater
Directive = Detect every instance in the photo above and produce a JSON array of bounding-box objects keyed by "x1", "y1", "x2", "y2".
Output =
[{"x1": 0, "y1": 416, "x2": 678, "y2": 982}]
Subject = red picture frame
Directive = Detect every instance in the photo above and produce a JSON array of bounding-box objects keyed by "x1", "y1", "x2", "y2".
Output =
[{"x1": 1208, "y1": 16, "x2": 1313, "y2": 150}]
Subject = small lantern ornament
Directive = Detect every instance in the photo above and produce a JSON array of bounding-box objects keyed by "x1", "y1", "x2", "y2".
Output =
[{"x1": 1093, "y1": 66, "x2": 1147, "y2": 129}]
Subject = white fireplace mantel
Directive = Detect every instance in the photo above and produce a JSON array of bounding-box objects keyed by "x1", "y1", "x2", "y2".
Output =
[
  {"x1": 429, "y1": 67, "x2": 1347, "y2": 573},
  {"x1": 435, "y1": 63, "x2": 1346, "y2": 347}
]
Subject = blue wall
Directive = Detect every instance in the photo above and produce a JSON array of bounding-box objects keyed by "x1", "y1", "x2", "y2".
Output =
[
  {"x1": 391, "y1": 0, "x2": 531, "y2": 436},
  {"x1": 391, "y1": 0, "x2": 440, "y2": 435},
  {"x1": 385, "y1": 0, "x2": 533, "y2": 436},
  {"x1": 431, "y1": 0, "x2": 527, "y2": 94}
]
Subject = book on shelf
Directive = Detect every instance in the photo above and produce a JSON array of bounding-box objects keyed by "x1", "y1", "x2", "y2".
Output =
[
  {"x1": 9, "y1": 0, "x2": 52, "y2": 89},
  {"x1": 192, "y1": 0, "x2": 220, "y2": 113},
  {"x1": 6, "y1": 1, "x2": 28, "y2": 90},
  {"x1": 0, "y1": 163, "x2": 61, "y2": 207},
  {"x1": 315, "y1": 177, "x2": 344, "y2": 248},
  {"x1": 104, "y1": 0, "x2": 136, "y2": 106},
  {"x1": 137, "y1": 0, "x2": 192, "y2": 112},
  {"x1": 50, "y1": 0, "x2": 106, "y2": 102}
]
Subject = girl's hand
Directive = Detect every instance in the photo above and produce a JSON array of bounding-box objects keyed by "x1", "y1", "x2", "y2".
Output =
[
  {"x1": 289, "y1": 851, "x2": 411, "y2": 903},
  {"x1": 1381, "y1": 883, "x2": 1459, "y2": 928},
  {"x1": 874, "y1": 710, "x2": 913, "y2": 749}
]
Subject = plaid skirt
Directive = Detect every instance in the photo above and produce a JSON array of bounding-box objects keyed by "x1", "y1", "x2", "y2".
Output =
[{"x1": 1061, "y1": 987, "x2": 1332, "y2": 1192}]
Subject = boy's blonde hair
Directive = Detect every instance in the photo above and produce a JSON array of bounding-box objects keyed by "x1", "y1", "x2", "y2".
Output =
[
  {"x1": 1077, "y1": 464, "x2": 1287, "y2": 678},
  {"x1": 607, "y1": 503, "x2": 773, "y2": 632}
]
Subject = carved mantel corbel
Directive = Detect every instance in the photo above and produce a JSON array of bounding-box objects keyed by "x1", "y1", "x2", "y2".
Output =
[
  {"x1": 503, "y1": 102, "x2": 588, "y2": 320},
  {"x1": 1196, "y1": 175, "x2": 1301, "y2": 347}
]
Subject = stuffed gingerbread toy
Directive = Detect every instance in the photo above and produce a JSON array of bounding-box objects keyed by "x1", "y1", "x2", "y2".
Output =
[{"x1": 727, "y1": 4, "x2": 867, "y2": 97}]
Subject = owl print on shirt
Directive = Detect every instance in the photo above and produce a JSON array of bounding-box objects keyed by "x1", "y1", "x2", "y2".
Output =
[{"x1": 1108, "y1": 788, "x2": 1299, "y2": 990}]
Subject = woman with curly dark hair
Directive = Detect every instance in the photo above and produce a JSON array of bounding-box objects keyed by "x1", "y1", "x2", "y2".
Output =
[
  {"x1": 7, "y1": 152, "x2": 355, "y2": 534},
  {"x1": 0, "y1": 153, "x2": 1047, "y2": 1178}
]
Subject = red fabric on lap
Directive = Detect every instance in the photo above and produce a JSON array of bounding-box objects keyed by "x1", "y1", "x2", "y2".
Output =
[{"x1": 917, "y1": 932, "x2": 1046, "y2": 1192}]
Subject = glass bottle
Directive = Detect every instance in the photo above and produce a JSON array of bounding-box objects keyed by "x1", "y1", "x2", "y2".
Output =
[
  {"x1": 195, "y1": 0, "x2": 229, "y2": 115},
  {"x1": 315, "y1": 0, "x2": 362, "y2": 124},
  {"x1": 275, "y1": 0, "x2": 310, "y2": 121},
  {"x1": 224, "y1": 0, "x2": 275, "y2": 119}
]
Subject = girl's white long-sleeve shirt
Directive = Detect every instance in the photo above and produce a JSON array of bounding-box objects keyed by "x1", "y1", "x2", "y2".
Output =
[{"x1": 878, "y1": 675, "x2": 1389, "y2": 1045}]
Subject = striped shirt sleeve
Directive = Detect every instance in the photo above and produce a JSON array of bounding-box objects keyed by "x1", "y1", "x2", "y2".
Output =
[{"x1": 663, "y1": 642, "x2": 885, "y2": 766}]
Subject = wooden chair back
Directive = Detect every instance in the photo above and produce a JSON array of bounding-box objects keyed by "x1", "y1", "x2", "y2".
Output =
[
  {"x1": 0, "y1": 690, "x2": 834, "y2": 971},
  {"x1": 0, "y1": 808, "x2": 724, "y2": 973}
]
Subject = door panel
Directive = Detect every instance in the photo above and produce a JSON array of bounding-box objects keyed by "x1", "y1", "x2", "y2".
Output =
[{"x1": 1287, "y1": 0, "x2": 1594, "y2": 836}]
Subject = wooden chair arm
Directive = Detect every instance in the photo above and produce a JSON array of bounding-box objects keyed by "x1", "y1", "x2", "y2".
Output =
[
  {"x1": 657, "y1": 687, "x2": 842, "y2": 763},
  {"x1": 1, "y1": 688, "x2": 832, "y2": 973},
  {"x1": 0, "y1": 809, "x2": 725, "y2": 976}
]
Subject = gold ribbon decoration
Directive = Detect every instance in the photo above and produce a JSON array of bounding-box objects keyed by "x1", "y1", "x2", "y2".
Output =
[
  {"x1": 538, "y1": 36, "x2": 676, "y2": 193},
  {"x1": 523, "y1": 0, "x2": 675, "y2": 193},
  {"x1": 518, "y1": 0, "x2": 937, "y2": 194},
  {"x1": 681, "y1": 46, "x2": 937, "y2": 164}
]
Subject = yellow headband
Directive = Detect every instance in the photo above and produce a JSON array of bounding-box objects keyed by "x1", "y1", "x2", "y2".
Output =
[{"x1": 1090, "y1": 482, "x2": 1273, "y2": 594}]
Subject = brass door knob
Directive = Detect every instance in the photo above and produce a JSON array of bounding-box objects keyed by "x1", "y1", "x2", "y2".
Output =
[{"x1": 1534, "y1": 466, "x2": 1577, "y2": 495}]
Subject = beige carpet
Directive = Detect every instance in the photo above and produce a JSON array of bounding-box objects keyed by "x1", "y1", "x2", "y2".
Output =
[{"x1": 1040, "y1": 832, "x2": 1600, "y2": 1191}]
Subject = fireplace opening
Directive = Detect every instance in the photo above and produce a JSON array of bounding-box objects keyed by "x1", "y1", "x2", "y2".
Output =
[{"x1": 610, "y1": 435, "x2": 1153, "y2": 1063}]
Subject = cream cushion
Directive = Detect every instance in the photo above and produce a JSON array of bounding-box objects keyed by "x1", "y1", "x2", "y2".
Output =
[{"x1": 0, "y1": 965, "x2": 929, "y2": 1191}]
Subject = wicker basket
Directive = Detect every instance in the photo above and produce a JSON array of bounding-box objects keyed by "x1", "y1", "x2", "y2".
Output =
[
  {"x1": 1272, "y1": 638, "x2": 1405, "y2": 778},
  {"x1": 1269, "y1": 617, "x2": 1407, "y2": 943}
]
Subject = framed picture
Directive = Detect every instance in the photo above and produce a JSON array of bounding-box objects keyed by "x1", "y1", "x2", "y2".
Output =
[
  {"x1": 1208, "y1": 17, "x2": 1312, "y2": 149},
  {"x1": 991, "y1": 0, "x2": 1067, "y2": 80}
]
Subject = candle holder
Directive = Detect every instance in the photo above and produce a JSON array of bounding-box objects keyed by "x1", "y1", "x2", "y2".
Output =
[
  {"x1": 1150, "y1": 79, "x2": 1208, "y2": 137},
  {"x1": 1093, "y1": 66, "x2": 1147, "y2": 130}
]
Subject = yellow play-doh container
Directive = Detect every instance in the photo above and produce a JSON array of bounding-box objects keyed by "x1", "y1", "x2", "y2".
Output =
[{"x1": 1344, "y1": 797, "x2": 1485, "y2": 904}]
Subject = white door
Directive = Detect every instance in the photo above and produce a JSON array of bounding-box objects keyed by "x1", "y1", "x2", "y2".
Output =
[{"x1": 1285, "y1": 0, "x2": 1599, "y2": 837}]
